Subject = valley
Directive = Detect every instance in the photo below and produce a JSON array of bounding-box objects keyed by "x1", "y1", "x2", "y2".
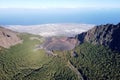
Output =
[
  {"x1": 0, "y1": 23, "x2": 120, "y2": 80},
  {"x1": 0, "y1": 0, "x2": 120, "y2": 80}
]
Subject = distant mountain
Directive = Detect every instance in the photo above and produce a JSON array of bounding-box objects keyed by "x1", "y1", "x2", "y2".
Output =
[
  {"x1": 76, "y1": 23, "x2": 120, "y2": 52},
  {"x1": 0, "y1": 27, "x2": 22, "y2": 48}
]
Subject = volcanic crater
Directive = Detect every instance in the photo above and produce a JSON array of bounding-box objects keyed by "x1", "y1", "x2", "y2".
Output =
[{"x1": 42, "y1": 37, "x2": 79, "y2": 51}]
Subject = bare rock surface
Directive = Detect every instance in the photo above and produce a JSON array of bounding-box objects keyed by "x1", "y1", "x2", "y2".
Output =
[
  {"x1": 0, "y1": 27, "x2": 22, "y2": 48},
  {"x1": 76, "y1": 23, "x2": 120, "y2": 52}
]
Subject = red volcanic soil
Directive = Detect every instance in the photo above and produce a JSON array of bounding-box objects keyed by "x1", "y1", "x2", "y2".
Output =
[{"x1": 43, "y1": 37, "x2": 79, "y2": 51}]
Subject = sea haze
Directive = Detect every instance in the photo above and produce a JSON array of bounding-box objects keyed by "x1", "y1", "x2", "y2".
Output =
[
  {"x1": 0, "y1": 8, "x2": 120, "y2": 25},
  {"x1": 6, "y1": 24, "x2": 94, "y2": 37}
]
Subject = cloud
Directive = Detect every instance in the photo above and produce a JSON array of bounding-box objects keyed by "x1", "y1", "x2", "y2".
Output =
[{"x1": 5, "y1": 24, "x2": 95, "y2": 37}]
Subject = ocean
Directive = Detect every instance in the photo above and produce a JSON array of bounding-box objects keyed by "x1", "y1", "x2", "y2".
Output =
[{"x1": 0, "y1": 8, "x2": 120, "y2": 25}]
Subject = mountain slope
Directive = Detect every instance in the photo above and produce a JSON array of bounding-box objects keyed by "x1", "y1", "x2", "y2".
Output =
[
  {"x1": 76, "y1": 23, "x2": 120, "y2": 52},
  {"x1": 67, "y1": 43, "x2": 120, "y2": 80},
  {"x1": 0, "y1": 24, "x2": 119, "y2": 80},
  {"x1": 0, "y1": 27, "x2": 22, "y2": 48},
  {"x1": 0, "y1": 33, "x2": 79, "y2": 80}
]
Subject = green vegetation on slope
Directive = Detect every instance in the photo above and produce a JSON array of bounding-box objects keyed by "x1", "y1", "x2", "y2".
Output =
[
  {"x1": 0, "y1": 33, "x2": 78, "y2": 80},
  {"x1": 0, "y1": 33, "x2": 119, "y2": 80},
  {"x1": 66, "y1": 43, "x2": 120, "y2": 80}
]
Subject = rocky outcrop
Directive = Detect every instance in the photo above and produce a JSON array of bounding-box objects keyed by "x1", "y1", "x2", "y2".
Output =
[
  {"x1": 0, "y1": 27, "x2": 22, "y2": 48},
  {"x1": 76, "y1": 23, "x2": 120, "y2": 52}
]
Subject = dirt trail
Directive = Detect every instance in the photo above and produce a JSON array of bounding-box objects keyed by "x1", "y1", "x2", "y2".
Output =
[
  {"x1": 67, "y1": 60, "x2": 84, "y2": 80},
  {"x1": 45, "y1": 49, "x2": 57, "y2": 56}
]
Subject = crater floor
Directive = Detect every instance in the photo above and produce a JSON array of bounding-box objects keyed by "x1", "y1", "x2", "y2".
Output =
[{"x1": 42, "y1": 37, "x2": 79, "y2": 51}]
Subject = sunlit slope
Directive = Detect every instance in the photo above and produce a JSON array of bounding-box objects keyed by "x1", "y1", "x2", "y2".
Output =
[
  {"x1": 0, "y1": 34, "x2": 78, "y2": 80},
  {"x1": 0, "y1": 33, "x2": 119, "y2": 80}
]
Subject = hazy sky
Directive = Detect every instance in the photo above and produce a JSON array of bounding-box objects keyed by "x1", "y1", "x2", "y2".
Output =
[{"x1": 0, "y1": 0, "x2": 120, "y2": 9}]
